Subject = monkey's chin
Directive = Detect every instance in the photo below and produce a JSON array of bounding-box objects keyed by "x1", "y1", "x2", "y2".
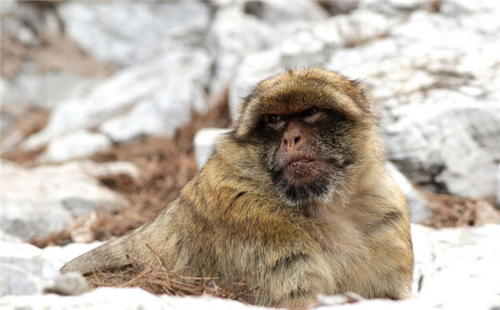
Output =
[{"x1": 272, "y1": 163, "x2": 334, "y2": 207}]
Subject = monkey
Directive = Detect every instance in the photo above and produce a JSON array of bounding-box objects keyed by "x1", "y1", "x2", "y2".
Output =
[{"x1": 61, "y1": 67, "x2": 414, "y2": 309}]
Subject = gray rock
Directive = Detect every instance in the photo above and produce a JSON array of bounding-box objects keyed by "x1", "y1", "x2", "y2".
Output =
[
  {"x1": 22, "y1": 47, "x2": 211, "y2": 149},
  {"x1": 44, "y1": 273, "x2": 88, "y2": 296},
  {"x1": 194, "y1": 128, "x2": 231, "y2": 170},
  {"x1": 385, "y1": 100, "x2": 499, "y2": 198},
  {"x1": 207, "y1": 5, "x2": 276, "y2": 104},
  {"x1": 1, "y1": 242, "x2": 59, "y2": 297},
  {"x1": 42, "y1": 241, "x2": 103, "y2": 270},
  {"x1": 57, "y1": 2, "x2": 210, "y2": 67},
  {"x1": 44, "y1": 130, "x2": 112, "y2": 163},
  {"x1": 1, "y1": 2, "x2": 62, "y2": 46},
  {"x1": 1, "y1": 71, "x2": 100, "y2": 110},
  {"x1": 498, "y1": 165, "x2": 500, "y2": 208},
  {"x1": 248, "y1": 1, "x2": 329, "y2": 24},
  {"x1": 99, "y1": 50, "x2": 211, "y2": 142},
  {"x1": 229, "y1": 10, "x2": 392, "y2": 117},
  {"x1": 1, "y1": 160, "x2": 137, "y2": 240},
  {"x1": 385, "y1": 162, "x2": 432, "y2": 223}
]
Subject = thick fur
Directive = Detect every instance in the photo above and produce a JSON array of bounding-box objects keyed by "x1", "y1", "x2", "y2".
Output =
[{"x1": 61, "y1": 68, "x2": 413, "y2": 309}]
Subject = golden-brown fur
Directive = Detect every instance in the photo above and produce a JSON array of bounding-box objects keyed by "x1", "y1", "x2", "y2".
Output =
[{"x1": 61, "y1": 68, "x2": 413, "y2": 309}]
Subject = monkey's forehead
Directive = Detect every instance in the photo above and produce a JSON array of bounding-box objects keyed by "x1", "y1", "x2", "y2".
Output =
[{"x1": 242, "y1": 68, "x2": 367, "y2": 116}]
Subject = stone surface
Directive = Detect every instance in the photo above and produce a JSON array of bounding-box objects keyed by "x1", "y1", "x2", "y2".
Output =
[
  {"x1": 44, "y1": 273, "x2": 88, "y2": 296},
  {"x1": 44, "y1": 130, "x2": 112, "y2": 163},
  {"x1": 57, "y1": 2, "x2": 210, "y2": 67},
  {"x1": 0, "y1": 242, "x2": 59, "y2": 297},
  {"x1": 385, "y1": 162, "x2": 432, "y2": 223},
  {"x1": 1, "y1": 72, "x2": 100, "y2": 110},
  {"x1": 497, "y1": 165, "x2": 500, "y2": 208},
  {"x1": 206, "y1": 5, "x2": 276, "y2": 104},
  {"x1": 22, "y1": 47, "x2": 211, "y2": 150},
  {"x1": 229, "y1": 9, "x2": 392, "y2": 117},
  {"x1": 194, "y1": 128, "x2": 231, "y2": 169},
  {"x1": 385, "y1": 101, "x2": 500, "y2": 198},
  {"x1": 1, "y1": 160, "x2": 138, "y2": 240}
]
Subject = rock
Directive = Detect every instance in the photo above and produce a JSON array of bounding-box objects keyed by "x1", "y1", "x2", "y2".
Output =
[
  {"x1": 1, "y1": 71, "x2": 100, "y2": 110},
  {"x1": 22, "y1": 47, "x2": 211, "y2": 150},
  {"x1": 0, "y1": 241, "x2": 59, "y2": 297},
  {"x1": 1, "y1": 2, "x2": 62, "y2": 47},
  {"x1": 206, "y1": 5, "x2": 276, "y2": 104},
  {"x1": 44, "y1": 130, "x2": 112, "y2": 163},
  {"x1": 497, "y1": 165, "x2": 500, "y2": 208},
  {"x1": 57, "y1": 2, "x2": 210, "y2": 67},
  {"x1": 41, "y1": 241, "x2": 103, "y2": 270},
  {"x1": 44, "y1": 273, "x2": 88, "y2": 296},
  {"x1": 246, "y1": 1, "x2": 329, "y2": 24},
  {"x1": 1, "y1": 160, "x2": 137, "y2": 240},
  {"x1": 194, "y1": 128, "x2": 231, "y2": 169},
  {"x1": 229, "y1": 10, "x2": 392, "y2": 117},
  {"x1": 384, "y1": 100, "x2": 499, "y2": 198},
  {"x1": 99, "y1": 50, "x2": 211, "y2": 142},
  {"x1": 385, "y1": 162, "x2": 432, "y2": 223}
]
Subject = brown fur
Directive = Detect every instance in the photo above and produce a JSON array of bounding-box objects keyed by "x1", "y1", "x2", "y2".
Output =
[{"x1": 61, "y1": 68, "x2": 413, "y2": 308}]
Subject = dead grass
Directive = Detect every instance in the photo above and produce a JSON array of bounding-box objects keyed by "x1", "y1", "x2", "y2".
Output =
[
  {"x1": 418, "y1": 188, "x2": 499, "y2": 228},
  {"x1": 86, "y1": 246, "x2": 263, "y2": 304}
]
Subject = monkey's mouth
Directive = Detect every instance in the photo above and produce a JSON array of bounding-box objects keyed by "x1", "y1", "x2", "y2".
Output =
[{"x1": 290, "y1": 159, "x2": 314, "y2": 167}]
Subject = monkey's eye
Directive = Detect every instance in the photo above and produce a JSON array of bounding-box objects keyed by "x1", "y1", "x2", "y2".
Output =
[
  {"x1": 302, "y1": 107, "x2": 318, "y2": 116},
  {"x1": 265, "y1": 114, "x2": 284, "y2": 124}
]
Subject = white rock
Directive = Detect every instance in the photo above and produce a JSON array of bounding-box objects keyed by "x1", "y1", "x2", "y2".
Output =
[
  {"x1": 42, "y1": 242, "x2": 103, "y2": 270},
  {"x1": 1, "y1": 72, "x2": 100, "y2": 110},
  {"x1": 252, "y1": 1, "x2": 329, "y2": 24},
  {"x1": 100, "y1": 49, "x2": 211, "y2": 142},
  {"x1": 497, "y1": 165, "x2": 500, "y2": 208},
  {"x1": 385, "y1": 162, "x2": 432, "y2": 223},
  {"x1": 229, "y1": 10, "x2": 392, "y2": 117},
  {"x1": 57, "y1": 2, "x2": 210, "y2": 67},
  {"x1": 194, "y1": 128, "x2": 232, "y2": 169},
  {"x1": 207, "y1": 5, "x2": 276, "y2": 104},
  {"x1": 45, "y1": 130, "x2": 112, "y2": 163},
  {"x1": 0, "y1": 242, "x2": 59, "y2": 297},
  {"x1": 229, "y1": 48, "x2": 283, "y2": 117},
  {"x1": 22, "y1": 48, "x2": 211, "y2": 149},
  {"x1": 1, "y1": 160, "x2": 136, "y2": 240},
  {"x1": 44, "y1": 273, "x2": 88, "y2": 296},
  {"x1": 385, "y1": 99, "x2": 500, "y2": 198}
]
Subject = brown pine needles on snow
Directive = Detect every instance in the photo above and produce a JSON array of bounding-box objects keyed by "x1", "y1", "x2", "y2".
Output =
[{"x1": 87, "y1": 244, "x2": 264, "y2": 304}]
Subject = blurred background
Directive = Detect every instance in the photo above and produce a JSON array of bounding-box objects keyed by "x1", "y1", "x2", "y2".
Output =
[
  {"x1": 2, "y1": 1, "x2": 500, "y2": 307},
  {"x1": 1, "y1": 0, "x2": 499, "y2": 249}
]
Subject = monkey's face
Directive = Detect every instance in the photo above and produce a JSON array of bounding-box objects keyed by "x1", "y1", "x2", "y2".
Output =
[
  {"x1": 259, "y1": 105, "x2": 355, "y2": 206},
  {"x1": 234, "y1": 68, "x2": 374, "y2": 207}
]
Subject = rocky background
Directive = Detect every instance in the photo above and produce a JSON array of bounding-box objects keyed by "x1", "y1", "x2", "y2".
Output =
[{"x1": 1, "y1": 1, "x2": 499, "y2": 309}]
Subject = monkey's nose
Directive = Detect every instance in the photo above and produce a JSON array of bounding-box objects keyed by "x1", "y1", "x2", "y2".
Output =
[{"x1": 282, "y1": 129, "x2": 302, "y2": 149}]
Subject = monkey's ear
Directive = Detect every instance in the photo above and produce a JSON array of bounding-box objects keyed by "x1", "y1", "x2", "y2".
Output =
[{"x1": 349, "y1": 79, "x2": 375, "y2": 115}]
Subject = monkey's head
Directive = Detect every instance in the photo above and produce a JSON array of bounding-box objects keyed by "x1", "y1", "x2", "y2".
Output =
[{"x1": 232, "y1": 67, "x2": 380, "y2": 207}]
